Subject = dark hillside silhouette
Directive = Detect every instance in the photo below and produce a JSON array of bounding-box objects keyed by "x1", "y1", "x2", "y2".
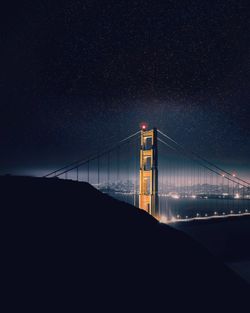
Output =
[{"x1": 1, "y1": 176, "x2": 249, "y2": 311}]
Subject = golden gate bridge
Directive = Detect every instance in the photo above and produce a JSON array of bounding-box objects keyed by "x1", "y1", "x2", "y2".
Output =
[{"x1": 44, "y1": 126, "x2": 250, "y2": 223}]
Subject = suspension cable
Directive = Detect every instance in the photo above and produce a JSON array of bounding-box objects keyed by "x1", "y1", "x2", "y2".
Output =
[
  {"x1": 51, "y1": 132, "x2": 140, "y2": 178},
  {"x1": 44, "y1": 130, "x2": 140, "y2": 177},
  {"x1": 158, "y1": 138, "x2": 248, "y2": 188},
  {"x1": 158, "y1": 129, "x2": 250, "y2": 187}
]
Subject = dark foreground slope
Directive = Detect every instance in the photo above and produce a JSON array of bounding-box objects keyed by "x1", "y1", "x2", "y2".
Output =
[{"x1": 1, "y1": 176, "x2": 249, "y2": 312}]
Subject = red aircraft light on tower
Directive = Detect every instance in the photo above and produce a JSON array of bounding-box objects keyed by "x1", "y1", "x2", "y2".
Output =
[{"x1": 140, "y1": 122, "x2": 148, "y2": 131}]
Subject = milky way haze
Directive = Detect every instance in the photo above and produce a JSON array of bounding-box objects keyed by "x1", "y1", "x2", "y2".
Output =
[{"x1": 1, "y1": 1, "x2": 250, "y2": 178}]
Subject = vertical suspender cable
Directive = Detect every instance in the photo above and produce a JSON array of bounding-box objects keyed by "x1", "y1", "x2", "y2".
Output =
[
  {"x1": 87, "y1": 161, "x2": 89, "y2": 183},
  {"x1": 233, "y1": 179, "x2": 235, "y2": 211},
  {"x1": 97, "y1": 156, "x2": 100, "y2": 189},
  {"x1": 108, "y1": 152, "x2": 110, "y2": 194},
  {"x1": 116, "y1": 146, "x2": 119, "y2": 183}
]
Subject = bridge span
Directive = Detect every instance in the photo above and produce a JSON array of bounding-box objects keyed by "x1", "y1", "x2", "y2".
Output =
[{"x1": 45, "y1": 126, "x2": 250, "y2": 222}]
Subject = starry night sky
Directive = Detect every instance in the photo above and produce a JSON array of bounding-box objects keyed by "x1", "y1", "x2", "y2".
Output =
[{"x1": 1, "y1": 0, "x2": 250, "y2": 177}]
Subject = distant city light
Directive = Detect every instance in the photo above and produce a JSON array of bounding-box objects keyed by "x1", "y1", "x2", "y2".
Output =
[
  {"x1": 234, "y1": 193, "x2": 240, "y2": 199},
  {"x1": 171, "y1": 193, "x2": 180, "y2": 199}
]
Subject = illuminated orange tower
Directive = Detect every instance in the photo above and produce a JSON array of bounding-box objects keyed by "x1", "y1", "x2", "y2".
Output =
[{"x1": 139, "y1": 127, "x2": 158, "y2": 218}]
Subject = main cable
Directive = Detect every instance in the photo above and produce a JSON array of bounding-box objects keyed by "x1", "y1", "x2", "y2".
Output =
[
  {"x1": 158, "y1": 138, "x2": 248, "y2": 188},
  {"x1": 158, "y1": 129, "x2": 250, "y2": 187},
  {"x1": 52, "y1": 133, "x2": 140, "y2": 178},
  {"x1": 44, "y1": 130, "x2": 140, "y2": 177}
]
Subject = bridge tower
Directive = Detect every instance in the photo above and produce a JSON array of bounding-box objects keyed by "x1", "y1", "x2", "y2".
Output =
[{"x1": 139, "y1": 127, "x2": 159, "y2": 218}]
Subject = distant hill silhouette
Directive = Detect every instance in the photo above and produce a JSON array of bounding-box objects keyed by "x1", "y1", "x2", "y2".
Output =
[{"x1": 1, "y1": 176, "x2": 249, "y2": 312}]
